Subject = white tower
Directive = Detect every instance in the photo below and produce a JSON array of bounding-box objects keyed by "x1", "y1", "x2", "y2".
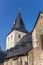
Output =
[{"x1": 6, "y1": 12, "x2": 28, "y2": 50}]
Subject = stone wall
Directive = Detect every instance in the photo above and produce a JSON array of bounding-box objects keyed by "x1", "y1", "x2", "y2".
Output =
[
  {"x1": 4, "y1": 59, "x2": 8, "y2": 65},
  {"x1": 4, "y1": 56, "x2": 28, "y2": 65},
  {"x1": 33, "y1": 48, "x2": 40, "y2": 65},
  {"x1": 4, "y1": 58, "x2": 17, "y2": 65},
  {"x1": 32, "y1": 12, "x2": 43, "y2": 49},
  {"x1": 21, "y1": 56, "x2": 28, "y2": 65},
  {"x1": 28, "y1": 50, "x2": 33, "y2": 65},
  {"x1": 0, "y1": 62, "x2": 4, "y2": 65},
  {"x1": 32, "y1": 12, "x2": 43, "y2": 65}
]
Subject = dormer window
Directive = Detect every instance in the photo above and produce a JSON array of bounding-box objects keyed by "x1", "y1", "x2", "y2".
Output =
[
  {"x1": 41, "y1": 35, "x2": 43, "y2": 49},
  {"x1": 18, "y1": 34, "x2": 21, "y2": 38}
]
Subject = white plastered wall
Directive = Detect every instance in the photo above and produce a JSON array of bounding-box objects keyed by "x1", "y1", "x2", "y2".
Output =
[{"x1": 6, "y1": 30, "x2": 26, "y2": 50}]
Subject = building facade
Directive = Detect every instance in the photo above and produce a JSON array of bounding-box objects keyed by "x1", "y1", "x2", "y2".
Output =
[{"x1": 0, "y1": 12, "x2": 43, "y2": 65}]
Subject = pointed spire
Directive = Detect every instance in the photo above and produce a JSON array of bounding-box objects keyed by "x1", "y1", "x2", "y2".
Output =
[
  {"x1": 12, "y1": 12, "x2": 25, "y2": 31},
  {"x1": 15, "y1": 12, "x2": 25, "y2": 28}
]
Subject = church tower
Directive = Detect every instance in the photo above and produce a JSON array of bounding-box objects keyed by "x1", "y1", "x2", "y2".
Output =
[{"x1": 6, "y1": 12, "x2": 28, "y2": 50}]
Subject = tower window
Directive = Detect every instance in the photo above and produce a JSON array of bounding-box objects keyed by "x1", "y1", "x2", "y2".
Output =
[
  {"x1": 18, "y1": 34, "x2": 21, "y2": 38},
  {"x1": 11, "y1": 35, "x2": 12, "y2": 40},
  {"x1": 41, "y1": 35, "x2": 43, "y2": 49}
]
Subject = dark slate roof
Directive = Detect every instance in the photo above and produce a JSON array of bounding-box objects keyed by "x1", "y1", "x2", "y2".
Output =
[
  {"x1": 7, "y1": 12, "x2": 29, "y2": 36},
  {"x1": 16, "y1": 33, "x2": 32, "y2": 46},
  {"x1": 5, "y1": 33, "x2": 33, "y2": 59},
  {"x1": 0, "y1": 50, "x2": 7, "y2": 62},
  {"x1": 12, "y1": 12, "x2": 25, "y2": 30}
]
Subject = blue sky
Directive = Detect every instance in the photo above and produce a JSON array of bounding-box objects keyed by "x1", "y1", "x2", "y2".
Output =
[{"x1": 0, "y1": 0, "x2": 43, "y2": 50}]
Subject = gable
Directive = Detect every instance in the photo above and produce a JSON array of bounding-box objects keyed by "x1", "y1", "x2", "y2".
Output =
[{"x1": 32, "y1": 12, "x2": 43, "y2": 33}]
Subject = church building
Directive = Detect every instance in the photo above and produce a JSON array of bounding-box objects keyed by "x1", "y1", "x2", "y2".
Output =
[{"x1": 0, "y1": 12, "x2": 43, "y2": 65}]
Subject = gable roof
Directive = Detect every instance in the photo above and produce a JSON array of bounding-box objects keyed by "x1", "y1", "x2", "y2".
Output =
[
  {"x1": 4, "y1": 33, "x2": 33, "y2": 59},
  {"x1": 31, "y1": 12, "x2": 43, "y2": 33},
  {"x1": 0, "y1": 51, "x2": 7, "y2": 62}
]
